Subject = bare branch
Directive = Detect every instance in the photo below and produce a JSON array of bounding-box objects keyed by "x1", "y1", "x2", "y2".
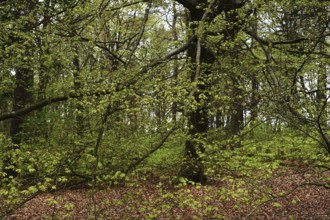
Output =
[
  {"x1": 245, "y1": 29, "x2": 330, "y2": 57},
  {"x1": 126, "y1": 0, "x2": 152, "y2": 67}
]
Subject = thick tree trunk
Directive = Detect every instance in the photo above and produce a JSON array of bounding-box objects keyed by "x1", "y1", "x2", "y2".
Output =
[
  {"x1": 226, "y1": 7, "x2": 244, "y2": 146},
  {"x1": 10, "y1": 69, "x2": 33, "y2": 144},
  {"x1": 5, "y1": 68, "x2": 33, "y2": 177},
  {"x1": 176, "y1": 0, "x2": 246, "y2": 183},
  {"x1": 179, "y1": 1, "x2": 213, "y2": 183},
  {"x1": 4, "y1": 0, "x2": 36, "y2": 178},
  {"x1": 184, "y1": 65, "x2": 212, "y2": 182}
]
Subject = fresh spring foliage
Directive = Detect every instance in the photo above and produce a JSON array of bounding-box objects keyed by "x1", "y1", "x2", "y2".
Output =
[{"x1": 0, "y1": 0, "x2": 329, "y2": 218}]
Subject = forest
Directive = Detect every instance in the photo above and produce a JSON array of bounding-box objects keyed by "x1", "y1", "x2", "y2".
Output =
[{"x1": 0, "y1": 0, "x2": 329, "y2": 219}]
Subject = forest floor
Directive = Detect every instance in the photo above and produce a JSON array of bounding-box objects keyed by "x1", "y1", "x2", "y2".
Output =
[{"x1": 2, "y1": 162, "x2": 330, "y2": 220}]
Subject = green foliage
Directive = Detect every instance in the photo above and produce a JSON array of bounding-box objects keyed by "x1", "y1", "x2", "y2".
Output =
[{"x1": 0, "y1": 0, "x2": 329, "y2": 218}]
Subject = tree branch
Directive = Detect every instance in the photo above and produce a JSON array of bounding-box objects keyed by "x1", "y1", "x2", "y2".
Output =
[
  {"x1": 126, "y1": 0, "x2": 152, "y2": 67},
  {"x1": 245, "y1": 29, "x2": 330, "y2": 57},
  {"x1": 175, "y1": 0, "x2": 198, "y2": 11},
  {"x1": 0, "y1": 35, "x2": 197, "y2": 122},
  {"x1": 124, "y1": 127, "x2": 176, "y2": 174}
]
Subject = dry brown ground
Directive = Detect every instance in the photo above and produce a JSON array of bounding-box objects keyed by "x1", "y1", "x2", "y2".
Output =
[{"x1": 2, "y1": 165, "x2": 330, "y2": 220}]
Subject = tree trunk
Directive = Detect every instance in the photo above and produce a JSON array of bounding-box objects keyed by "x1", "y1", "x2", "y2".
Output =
[
  {"x1": 179, "y1": 0, "x2": 213, "y2": 183},
  {"x1": 4, "y1": 0, "x2": 36, "y2": 178},
  {"x1": 226, "y1": 7, "x2": 244, "y2": 146},
  {"x1": 175, "y1": 0, "x2": 246, "y2": 183},
  {"x1": 171, "y1": 2, "x2": 179, "y2": 123},
  {"x1": 228, "y1": 77, "x2": 244, "y2": 137}
]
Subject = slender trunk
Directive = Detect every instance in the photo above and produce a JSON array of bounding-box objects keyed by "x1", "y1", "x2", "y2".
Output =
[
  {"x1": 73, "y1": 49, "x2": 86, "y2": 137},
  {"x1": 250, "y1": 8, "x2": 259, "y2": 123},
  {"x1": 171, "y1": 2, "x2": 179, "y2": 122},
  {"x1": 250, "y1": 77, "x2": 259, "y2": 121},
  {"x1": 228, "y1": 76, "x2": 244, "y2": 137},
  {"x1": 316, "y1": 37, "x2": 329, "y2": 152}
]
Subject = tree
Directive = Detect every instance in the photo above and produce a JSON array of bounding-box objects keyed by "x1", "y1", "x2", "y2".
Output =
[
  {"x1": 2, "y1": 0, "x2": 37, "y2": 178},
  {"x1": 174, "y1": 0, "x2": 248, "y2": 182}
]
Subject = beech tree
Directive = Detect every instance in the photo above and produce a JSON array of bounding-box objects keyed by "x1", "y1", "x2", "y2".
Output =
[{"x1": 174, "y1": 0, "x2": 248, "y2": 182}]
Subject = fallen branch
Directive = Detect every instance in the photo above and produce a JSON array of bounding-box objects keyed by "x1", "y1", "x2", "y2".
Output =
[{"x1": 1, "y1": 191, "x2": 41, "y2": 219}]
